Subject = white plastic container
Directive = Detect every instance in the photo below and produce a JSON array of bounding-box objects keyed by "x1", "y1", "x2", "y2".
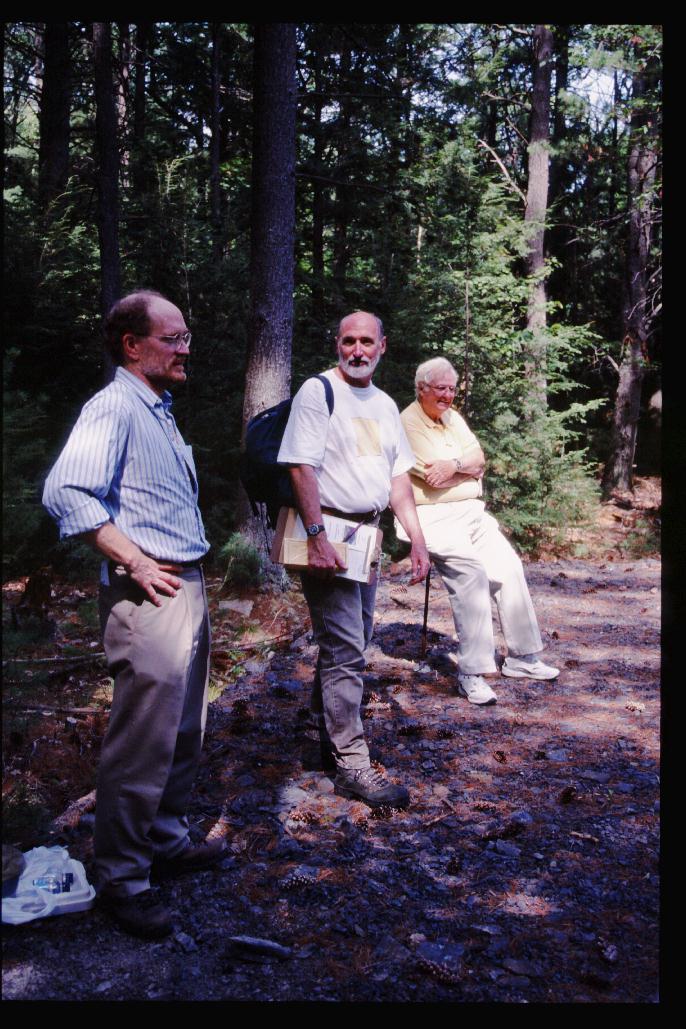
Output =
[{"x1": 2, "y1": 846, "x2": 95, "y2": 925}]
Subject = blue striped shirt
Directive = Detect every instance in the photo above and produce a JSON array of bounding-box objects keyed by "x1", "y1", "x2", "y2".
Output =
[{"x1": 43, "y1": 367, "x2": 209, "y2": 562}]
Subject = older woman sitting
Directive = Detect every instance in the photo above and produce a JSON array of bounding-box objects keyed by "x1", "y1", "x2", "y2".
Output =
[{"x1": 395, "y1": 357, "x2": 558, "y2": 705}]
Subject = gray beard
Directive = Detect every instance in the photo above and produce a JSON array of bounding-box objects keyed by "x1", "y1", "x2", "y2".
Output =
[{"x1": 339, "y1": 352, "x2": 381, "y2": 380}]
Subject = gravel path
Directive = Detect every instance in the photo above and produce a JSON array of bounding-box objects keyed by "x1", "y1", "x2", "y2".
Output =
[{"x1": 2, "y1": 557, "x2": 660, "y2": 1002}]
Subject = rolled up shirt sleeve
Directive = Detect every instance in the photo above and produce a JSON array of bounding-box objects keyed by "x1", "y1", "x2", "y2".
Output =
[{"x1": 43, "y1": 395, "x2": 129, "y2": 539}]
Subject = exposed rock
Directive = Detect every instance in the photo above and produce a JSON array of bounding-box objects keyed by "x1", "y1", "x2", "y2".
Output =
[
  {"x1": 218, "y1": 599, "x2": 255, "y2": 617},
  {"x1": 493, "y1": 839, "x2": 521, "y2": 859},
  {"x1": 501, "y1": 957, "x2": 542, "y2": 978},
  {"x1": 174, "y1": 931, "x2": 198, "y2": 953},
  {"x1": 226, "y1": 936, "x2": 292, "y2": 960},
  {"x1": 371, "y1": 934, "x2": 412, "y2": 963}
]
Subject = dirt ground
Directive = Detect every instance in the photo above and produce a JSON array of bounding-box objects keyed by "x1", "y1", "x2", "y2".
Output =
[{"x1": 2, "y1": 482, "x2": 661, "y2": 1003}]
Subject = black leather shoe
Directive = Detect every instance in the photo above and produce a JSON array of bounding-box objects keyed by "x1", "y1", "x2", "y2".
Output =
[
  {"x1": 97, "y1": 889, "x2": 173, "y2": 939},
  {"x1": 334, "y1": 767, "x2": 410, "y2": 809},
  {"x1": 151, "y1": 838, "x2": 227, "y2": 880}
]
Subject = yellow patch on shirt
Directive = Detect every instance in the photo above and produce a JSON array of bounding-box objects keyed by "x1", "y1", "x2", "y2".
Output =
[{"x1": 352, "y1": 418, "x2": 382, "y2": 457}]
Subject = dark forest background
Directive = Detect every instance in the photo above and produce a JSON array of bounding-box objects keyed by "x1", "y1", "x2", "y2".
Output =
[{"x1": 3, "y1": 23, "x2": 662, "y2": 580}]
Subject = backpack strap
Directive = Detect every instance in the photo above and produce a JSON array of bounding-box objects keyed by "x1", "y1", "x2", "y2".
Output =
[{"x1": 313, "y1": 373, "x2": 334, "y2": 415}]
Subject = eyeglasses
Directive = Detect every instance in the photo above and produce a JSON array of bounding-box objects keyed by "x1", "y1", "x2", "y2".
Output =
[
  {"x1": 134, "y1": 333, "x2": 193, "y2": 349},
  {"x1": 424, "y1": 383, "x2": 456, "y2": 395},
  {"x1": 154, "y1": 332, "x2": 192, "y2": 348}
]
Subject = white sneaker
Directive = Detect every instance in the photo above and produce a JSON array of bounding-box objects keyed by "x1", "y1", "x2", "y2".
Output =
[
  {"x1": 502, "y1": 654, "x2": 559, "y2": 681},
  {"x1": 457, "y1": 674, "x2": 498, "y2": 705}
]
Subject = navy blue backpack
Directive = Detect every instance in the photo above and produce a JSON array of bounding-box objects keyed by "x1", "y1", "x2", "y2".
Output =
[{"x1": 240, "y1": 375, "x2": 334, "y2": 528}]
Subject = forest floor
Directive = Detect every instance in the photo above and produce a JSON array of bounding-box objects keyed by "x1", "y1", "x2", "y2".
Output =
[{"x1": 2, "y1": 479, "x2": 661, "y2": 1003}]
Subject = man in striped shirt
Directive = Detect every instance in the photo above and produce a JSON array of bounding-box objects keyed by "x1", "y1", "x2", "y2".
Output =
[{"x1": 43, "y1": 290, "x2": 224, "y2": 939}]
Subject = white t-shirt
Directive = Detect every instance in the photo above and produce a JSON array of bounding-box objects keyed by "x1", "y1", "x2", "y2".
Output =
[{"x1": 277, "y1": 369, "x2": 415, "y2": 513}]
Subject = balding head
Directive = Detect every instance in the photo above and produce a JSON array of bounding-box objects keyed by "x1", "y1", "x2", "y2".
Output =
[
  {"x1": 104, "y1": 290, "x2": 169, "y2": 366},
  {"x1": 337, "y1": 310, "x2": 384, "y2": 342}
]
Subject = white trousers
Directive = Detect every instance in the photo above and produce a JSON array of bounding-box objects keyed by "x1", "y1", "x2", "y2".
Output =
[{"x1": 396, "y1": 499, "x2": 542, "y2": 674}]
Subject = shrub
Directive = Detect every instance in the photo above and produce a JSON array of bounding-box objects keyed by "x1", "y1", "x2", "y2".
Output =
[
  {"x1": 484, "y1": 406, "x2": 602, "y2": 555},
  {"x1": 218, "y1": 532, "x2": 264, "y2": 589}
]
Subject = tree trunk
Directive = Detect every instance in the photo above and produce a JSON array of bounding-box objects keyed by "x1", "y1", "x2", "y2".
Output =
[
  {"x1": 131, "y1": 21, "x2": 151, "y2": 196},
  {"x1": 486, "y1": 33, "x2": 499, "y2": 149},
  {"x1": 547, "y1": 26, "x2": 571, "y2": 321},
  {"x1": 93, "y1": 22, "x2": 122, "y2": 380},
  {"x1": 115, "y1": 22, "x2": 131, "y2": 187},
  {"x1": 238, "y1": 23, "x2": 296, "y2": 551},
  {"x1": 31, "y1": 25, "x2": 44, "y2": 93},
  {"x1": 608, "y1": 69, "x2": 621, "y2": 223},
  {"x1": 602, "y1": 59, "x2": 659, "y2": 496},
  {"x1": 243, "y1": 23, "x2": 296, "y2": 427},
  {"x1": 548, "y1": 24, "x2": 569, "y2": 212},
  {"x1": 210, "y1": 23, "x2": 223, "y2": 262},
  {"x1": 463, "y1": 272, "x2": 471, "y2": 420},
  {"x1": 38, "y1": 22, "x2": 71, "y2": 212},
  {"x1": 523, "y1": 24, "x2": 553, "y2": 419},
  {"x1": 311, "y1": 42, "x2": 325, "y2": 314},
  {"x1": 333, "y1": 181, "x2": 350, "y2": 301},
  {"x1": 332, "y1": 48, "x2": 352, "y2": 303},
  {"x1": 133, "y1": 23, "x2": 149, "y2": 143}
]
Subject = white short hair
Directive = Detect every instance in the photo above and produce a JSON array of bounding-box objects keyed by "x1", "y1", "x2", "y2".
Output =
[{"x1": 415, "y1": 357, "x2": 457, "y2": 397}]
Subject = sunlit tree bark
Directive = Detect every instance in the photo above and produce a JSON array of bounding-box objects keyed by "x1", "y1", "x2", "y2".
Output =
[
  {"x1": 602, "y1": 56, "x2": 660, "y2": 496},
  {"x1": 523, "y1": 24, "x2": 553, "y2": 419}
]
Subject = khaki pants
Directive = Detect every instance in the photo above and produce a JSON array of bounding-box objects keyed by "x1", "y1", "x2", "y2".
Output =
[
  {"x1": 397, "y1": 500, "x2": 543, "y2": 674},
  {"x1": 301, "y1": 572, "x2": 377, "y2": 770},
  {"x1": 95, "y1": 565, "x2": 210, "y2": 898}
]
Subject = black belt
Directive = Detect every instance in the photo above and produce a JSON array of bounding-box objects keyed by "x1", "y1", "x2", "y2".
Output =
[{"x1": 321, "y1": 506, "x2": 381, "y2": 527}]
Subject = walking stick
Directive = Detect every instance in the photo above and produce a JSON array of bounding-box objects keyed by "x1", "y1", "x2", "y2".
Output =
[{"x1": 420, "y1": 564, "x2": 431, "y2": 659}]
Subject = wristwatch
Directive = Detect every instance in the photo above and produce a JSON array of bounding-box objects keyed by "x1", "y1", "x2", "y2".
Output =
[
  {"x1": 306, "y1": 523, "x2": 326, "y2": 537},
  {"x1": 454, "y1": 458, "x2": 463, "y2": 471}
]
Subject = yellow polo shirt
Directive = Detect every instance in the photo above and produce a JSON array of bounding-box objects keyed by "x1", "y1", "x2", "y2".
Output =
[{"x1": 400, "y1": 400, "x2": 483, "y2": 505}]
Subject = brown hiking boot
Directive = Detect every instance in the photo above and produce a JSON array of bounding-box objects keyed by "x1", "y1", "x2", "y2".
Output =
[
  {"x1": 97, "y1": 889, "x2": 173, "y2": 939},
  {"x1": 151, "y1": 837, "x2": 226, "y2": 880},
  {"x1": 334, "y1": 766, "x2": 410, "y2": 810}
]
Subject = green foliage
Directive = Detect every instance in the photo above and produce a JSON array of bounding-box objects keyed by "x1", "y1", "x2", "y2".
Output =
[
  {"x1": 51, "y1": 541, "x2": 102, "y2": 582},
  {"x1": 484, "y1": 406, "x2": 602, "y2": 554},
  {"x1": 2, "y1": 356, "x2": 56, "y2": 578},
  {"x1": 208, "y1": 649, "x2": 246, "y2": 702},
  {"x1": 2, "y1": 776, "x2": 52, "y2": 845},
  {"x1": 617, "y1": 514, "x2": 660, "y2": 558},
  {"x1": 3, "y1": 621, "x2": 55, "y2": 655},
  {"x1": 75, "y1": 597, "x2": 100, "y2": 630},
  {"x1": 2, "y1": 22, "x2": 662, "y2": 578},
  {"x1": 218, "y1": 532, "x2": 264, "y2": 589}
]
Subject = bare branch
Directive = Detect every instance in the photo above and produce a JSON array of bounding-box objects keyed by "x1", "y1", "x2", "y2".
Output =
[
  {"x1": 476, "y1": 139, "x2": 527, "y2": 206},
  {"x1": 2, "y1": 703, "x2": 106, "y2": 715},
  {"x1": 298, "y1": 91, "x2": 410, "y2": 105},
  {"x1": 493, "y1": 24, "x2": 531, "y2": 36},
  {"x1": 505, "y1": 116, "x2": 529, "y2": 145},
  {"x1": 481, "y1": 90, "x2": 527, "y2": 108},
  {"x1": 3, "y1": 652, "x2": 105, "y2": 665}
]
